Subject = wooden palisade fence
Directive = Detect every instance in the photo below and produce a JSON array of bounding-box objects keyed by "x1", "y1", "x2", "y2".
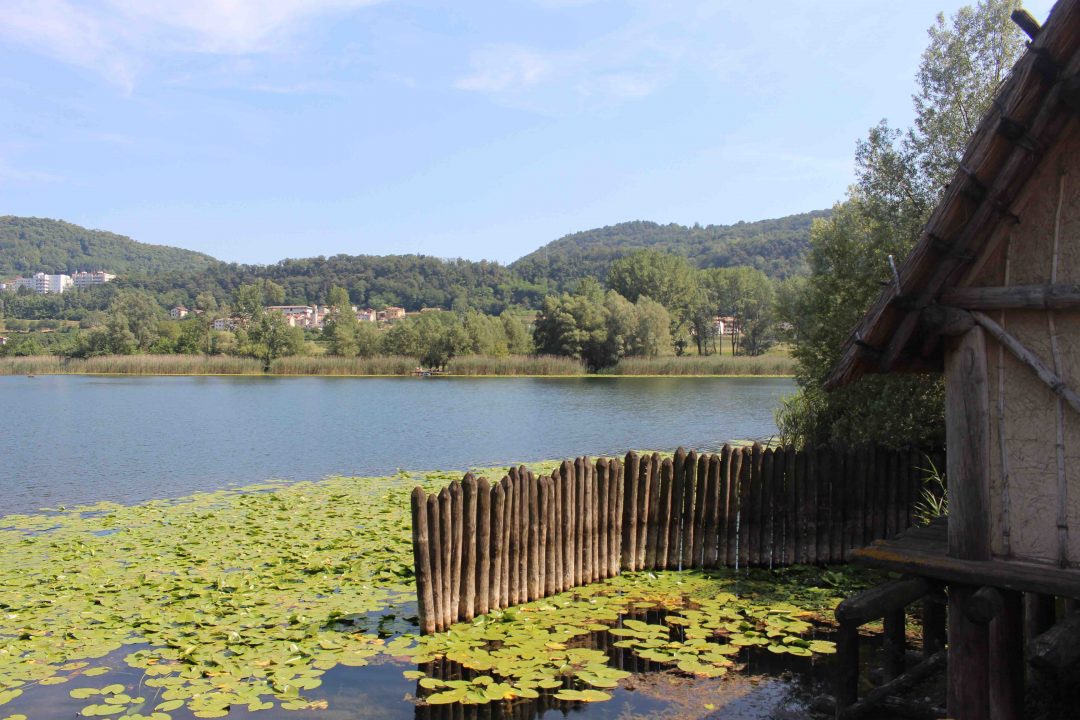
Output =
[{"x1": 410, "y1": 443, "x2": 940, "y2": 633}]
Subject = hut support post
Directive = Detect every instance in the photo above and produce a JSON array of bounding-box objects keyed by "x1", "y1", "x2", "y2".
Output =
[{"x1": 944, "y1": 326, "x2": 992, "y2": 720}]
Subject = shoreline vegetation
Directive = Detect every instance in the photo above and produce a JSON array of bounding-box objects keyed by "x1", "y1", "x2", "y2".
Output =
[{"x1": 0, "y1": 353, "x2": 796, "y2": 377}]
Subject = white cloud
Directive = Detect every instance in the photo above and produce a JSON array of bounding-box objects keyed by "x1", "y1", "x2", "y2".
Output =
[
  {"x1": 0, "y1": 0, "x2": 381, "y2": 91},
  {"x1": 454, "y1": 45, "x2": 552, "y2": 93}
]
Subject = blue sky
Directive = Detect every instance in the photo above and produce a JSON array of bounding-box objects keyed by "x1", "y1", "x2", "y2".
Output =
[{"x1": 0, "y1": 1, "x2": 1054, "y2": 265}]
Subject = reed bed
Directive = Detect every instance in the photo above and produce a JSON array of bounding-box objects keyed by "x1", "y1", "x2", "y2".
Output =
[
  {"x1": 270, "y1": 355, "x2": 419, "y2": 376},
  {"x1": 600, "y1": 354, "x2": 795, "y2": 376},
  {"x1": 0, "y1": 355, "x2": 266, "y2": 375},
  {"x1": 444, "y1": 354, "x2": 586, "y2": 376}
]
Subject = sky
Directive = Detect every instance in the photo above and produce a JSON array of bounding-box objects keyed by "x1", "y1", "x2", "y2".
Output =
[{"x1": 0, "y1": 0, "x2": 1055, "y2": 266}]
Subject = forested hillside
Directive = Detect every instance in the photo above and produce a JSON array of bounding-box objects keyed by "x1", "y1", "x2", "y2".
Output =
[
  {"x1": 511, "y1": 211, "x2": 828, "y2": 293},
  {"x1": 0, "y1": 216, "x2": 218, "y2": 276}
]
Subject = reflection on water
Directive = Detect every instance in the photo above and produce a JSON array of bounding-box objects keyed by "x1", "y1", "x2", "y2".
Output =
[{"x1": 0, "y1": 375, "x2": 792, "y2": 514}]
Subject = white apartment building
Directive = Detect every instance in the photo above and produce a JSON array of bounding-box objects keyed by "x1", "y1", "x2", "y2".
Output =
[
  {"x1": 72, "y1": 271, "x2": 116, "y2": 288},
  {"x1": 15, "y1": 273, "x2": 73, "y2": 294}
]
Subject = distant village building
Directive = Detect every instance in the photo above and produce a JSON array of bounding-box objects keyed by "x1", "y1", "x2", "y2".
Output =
[
  {"x1": 264, "y1": 305, "x2": 327, "y2": 329},
  {"x1": 0, "y1": 336, "x2": 7, "y2": 346},
  {"x1": 378, "y1": 306, "x2": 406, "y2": 322},
  {"x1": 356, "y1": 308, "x2": 378, "y2": 322},
  {"x1": 169, "y1": 306, "x2": 189, "y2": 320},
  {"x1": 72, "y1": 271, "x2": 116, "y2": 289},
  {"x1": 212, "y1": 317, "x2": 237, "y2": 331},
  {"x1": 15, "y1": 273, "x2": 73, "y2": 294}
]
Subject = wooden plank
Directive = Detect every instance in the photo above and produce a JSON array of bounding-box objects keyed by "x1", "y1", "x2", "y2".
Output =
[
  {"x1": 923, "y1": 591, "x2": 947, "y2": 658},
  {"x1": 872, "y1": 447, "x2": 887, "y2": 542},
  {"x1": 908, "y1": 448, "x2": 923, "y2": 529},
  {"x1": 645, "y1": 453, "x2": 661, "y2": 570},
  {"x1": 703, "y1": 451, "x2": 721, "y2": 567},
  {"x1": 550, "y1": 466, "x2": 563, "y2": 594},
  {"x1": 941, "y1": 282, "x2": 1080, "y2": 310},
  {"x1": 507, "y1": 474, "x2": 521, "y2": 606},
  {"x1": 520, "y1": 468, "x2": 532, "y2": 601},
  {"x1": 783, "y1": 446, "x2": 796, "y2": 566},
  {"x1": 657, "y1": 458, "x2": 674, "y2": 569},
  {"x1": 476, "y1": 477, "x2": 491, "y2": 616},
  {"x1": 945, "y1": 326, "x2": 992, "y2": 562},
  {"x1": 681, "y1": 450, "x2": 698, "y2": 569},
  {"x1": 1025, "y1": 593, "x2": 1056, "y2": 643},
  {"x1": 527, "y1": 472, "x2": 540, "y2": 601},
  {"x1": 438, "y1": 487, "x2": 453, "y2": 627},
  {"x1": 411, "y1": 488, "x2": 436, "y2": 634},
  {"x1": 546, "y1": 476, "x2": 558, "y2": 596},
  {"x1": 622, "y1": 452, "x2": 639, "y2": 570},
  {"x1": 461, "y1": 475, "x2": 478, "y2": 621},
  {"x1": 491, "y1": 480, "x2": 505, "y2": 611},
  {"x1": 669, "y1": 448, "x2": 686, "y2": 568},
  {"x1": 738, "y1": 447, "x2": 753, "y2": 569},
  {"x1": 815, "y1": 448, "x2": 831, "y2": 563},
  {"x1": 858, "y1": 446, "x2": 873, "y2": 547},
  {"x1": 835, "y1": 622, "x2": 860, "y2": 711},
  {"x1": 427, "y1": 493, "x2": 445, "y2": 631},
  {"x1": 841, "y1": 449, "x2": 857, "y2": 560}
]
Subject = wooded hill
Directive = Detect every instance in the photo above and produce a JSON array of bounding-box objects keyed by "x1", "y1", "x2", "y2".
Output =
[
  {"x1": 0, "y1": 210, "x2": 826, "y2": 314},
  {"x1": 0, "y1": 216, "x2": 218, "y2": 277},
  {"x1": 511, "y1": 210, "x2": 829, "y2": 293}
]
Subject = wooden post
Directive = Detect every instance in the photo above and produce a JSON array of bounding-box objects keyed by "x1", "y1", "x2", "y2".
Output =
[
  {"x1": 611, "y1": 458, "x2": 623, "y2": 577},
  {"x1": 528, "y1": 473, "x2": 540, "y2": 601},
  {"x1": 723, "y1": 447, "x2": 739, "y2": 567},
  {"x1": 412, "y1": 488, "x2": 436, "y2": 634},
  {"x1": 476, "y1": 478, "x2": 491, "y2": 616},
  {"x1": 575, "y1": 457, "x2": 586, "y2": 585},
  {"x1": 449, "y1": 482, "x2": 463, "y2": 623},
  {"x1": 657, "y1": 458, "x2": 674, "y2": 569},
  {"x1": 499, "y1": 477, "x2": 512, "y2": 608},
  {"x1": 945, "y1": 326, "x2": 992, "y2": 720},
  {"x1": 549, "y1": 466, "x2": 562, "y2": 594},
  {"x1": 816, "y1": 447, "x2": 831, "y2": 564},
  {"x1": 596, "y1": 459, "x2": 609, "y2": 580},
  {"x1": 519, "y1": 468, "x2": 532, "y2": 602},
  {"x1": 704, "y1": 451, "x2": 722, "y2": 568},
  {"x1": 1025, "y1": 593, "x2": 1056, "y2": 641},
  {"x1": 989, "y1": 589, "x2": 1023, "y2": 720},
  {"x1": 461, "y1": 475, "x2": 477, "y2": 622},
  {"x1": 794, "y1": 446, "x2": 807, "y2": 563},
  {"x1": 438, "y1": 487, "x2": 453, "y2": 627},
  {"x1": 858, "y1": 446, "x2": 873, "y2": 547},
  {"x1": 580, "y1": 458, "x2": 591, "y2": 584},
  {"x1": 883, "y1": 607, "x2": 906, "y2": 681},
  {"x1": 831, "y1": 450, "x2": 846, "y2": 563},
  {"x1": 737, "y1": 447, "x2": 753, "y2": 569},
  {"x1": 547, "y1": 477, "x2": 558, "y2": 596},
  {"x1": 681, "y1": 450, "x2": 698, "y2": 569},
  {"x1": 561, "y1": 461, "x2": 575, "y2": 591},
  {"x1": 491, "y1": 481, "x2": 505, "y2": 611},
  {"x1": 669, "y1": 448, "x2": 686, "y2": 568},
  {"x1": 923, "y1": 588, "x2": 947, "y2": 659},
  {"x1": 836, "y1": 621, "x2": 860, "y2": 711},
  {"x1": 784, "y1": 446, "x2": 797, "y2": 566},
  {"x1": 691, "y1": 452, "x2": 708, "y2": 568},
  {"x1": 427, "y1": 493, "x2": 444, "y2": 631},
  {"x1": 804, "y1": 446, "x2": 818, "y2": 564},
  {"x1": 842, "y1": 449, "x2": 858, "y2": 560},
  {"x1": 767, "y1": 446, "x2": 784, "y2": 567},
  {"x1": 885, "y1": 451, "x2": 899, "y2": 539},
  {"x1": 507, "y1": 474, "x2": 521, "y2": 606},
  {"x1": 760, "y1": 446, "x2": 777, "y2": 565},
  {"x1": 622, "y1": 452, "x2": 639, "y2": 570},
  {"x1": 645, "y1": 454, "x2": 661, "y2": 570},
  {"x1": 752, "y1": 446, "x2": 770, "y2": 566}
]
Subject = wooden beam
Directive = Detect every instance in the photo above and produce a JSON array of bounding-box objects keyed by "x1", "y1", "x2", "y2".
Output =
[
  {"x1": 841, "y1": 651, "x2": 947, "y2": 719},
  {"x1": 941, "y1": 283, "x2": 1080, "y2": 310},
  {"x1": 966, "y1": 585, "x2": 1005, "y2": 624},
  {"x1": 836, "y1": 576, "x2": 930, "y2": 625},
  {"x1": 945, "y1": 326, "x2": 992, "y2": 561},
  {"x1": 920, "y1": 305, "x2": 975, "y2": 336},
  {"x1": 950, "y1": 585, "x2": 990, "y2": 719},
  {"x1": 1011, "y1": 9, "x2": 1042, "y2": 40},
  {"x1": 990, "y1": 590, "x2": 1024, "y2": 720},
  {"x1": 971, "y1": 310, "x2": 1080, "y2": 417}
]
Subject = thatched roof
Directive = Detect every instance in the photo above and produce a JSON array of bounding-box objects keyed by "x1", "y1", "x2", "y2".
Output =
[{"x1": 827, "y1": 0, "x2": 1080, "y2": 389}]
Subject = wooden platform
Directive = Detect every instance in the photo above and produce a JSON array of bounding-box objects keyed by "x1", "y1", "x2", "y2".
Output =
[{"x1": 851, "y1": 519, "x2": 1080, "y2": 599}]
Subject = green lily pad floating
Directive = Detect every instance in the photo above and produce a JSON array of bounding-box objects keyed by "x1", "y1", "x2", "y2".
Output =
[{"x1": 0, "y1": 463, "x2": 871, "y2": 715}]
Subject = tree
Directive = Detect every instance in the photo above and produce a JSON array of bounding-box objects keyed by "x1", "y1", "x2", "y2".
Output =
[
  {"x1": 703, "y1": 267, "x2": 775, "y2": 356},
  {"x1": 324, "y1": 286, "x2": 359, "y2": 356},
  {"x1": 607, "y1": 250, "x2": 698, "y2": 323},
  {"x1": 777, "y1": 0, "x2": 1024, "y2": 447},
  {"x1": 247, "y1": 311, "x2": 304, "y2": 370},
  {"x1": 631, "y1": 296, "x2": 671, "y2": 358},
  {"x1": 500, "y1": 311, "x2": 533, "y2": 355}
]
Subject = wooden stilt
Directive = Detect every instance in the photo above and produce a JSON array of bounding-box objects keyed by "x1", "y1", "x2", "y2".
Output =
[
  {"x1": 412, "y1": 488, "x2": 436, "y2": 634},
  {"x1": 461, "y1": 475, "x2": 477, "y2": 621},
  {"x1": 622, "y1": 452, "x2": 639, "y2": 570},
  {"x1": 989, "y1": 589, "x2": 1023, "y2": 720}
]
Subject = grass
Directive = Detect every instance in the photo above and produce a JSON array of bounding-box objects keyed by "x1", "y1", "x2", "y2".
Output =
[{"x1": 0, "y1": 351, "x2": 793, "y2": 377}]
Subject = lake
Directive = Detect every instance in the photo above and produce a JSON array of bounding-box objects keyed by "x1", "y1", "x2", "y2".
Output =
[{"x1": 0, "y1": 375, "x2": 793, "y2": 514}]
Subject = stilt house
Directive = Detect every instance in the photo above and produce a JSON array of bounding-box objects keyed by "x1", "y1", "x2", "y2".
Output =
[{"x1": 827, "y1": 1, "x2": 1080, "y2": 717}]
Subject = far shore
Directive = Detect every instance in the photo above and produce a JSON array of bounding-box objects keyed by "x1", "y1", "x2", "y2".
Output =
[{"x1": 0, "y1": 353, "x2": 796, "y2": 378}]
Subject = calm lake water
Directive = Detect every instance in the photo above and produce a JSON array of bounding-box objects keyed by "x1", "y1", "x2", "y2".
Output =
[{"x1": 0, "y1": 375, "x2": 793, "y2": 514}]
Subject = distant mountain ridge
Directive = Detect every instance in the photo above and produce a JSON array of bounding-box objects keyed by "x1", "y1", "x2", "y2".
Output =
[
  {"x1": 0, "y1": 216, "x2": 218, "y2": 277},
  {"x1": 510, "y1": 210, "x2": 829, "y2": 293}
]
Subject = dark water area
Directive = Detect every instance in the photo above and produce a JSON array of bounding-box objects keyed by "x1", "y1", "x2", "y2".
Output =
[{"x1": 0, "y1": 375, "x2": 792, "y2": 514}]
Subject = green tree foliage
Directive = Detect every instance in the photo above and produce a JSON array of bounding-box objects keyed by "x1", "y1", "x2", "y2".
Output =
[
  {"x1": 778, "y1": 0, "x2": 1024, "y2": 448},
  {"x1": 0, "y1": 216, "x2": 217, "y2": 276},
  {"x1": 702, "y1": 266, "x2": 776, "y2": 356},
  {"x1": 500, "y1": 311, "x2": 533, "y2": 355},
  {"x1": 607, "y1": 249, "x2": 698, "y2": 321},
  {"x1": 324, "y1": 286, "x2": 359, "y2": 357},
  {"x1": 533, "y1": 281, "x2": 675, "y2": 370}
]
